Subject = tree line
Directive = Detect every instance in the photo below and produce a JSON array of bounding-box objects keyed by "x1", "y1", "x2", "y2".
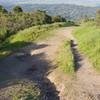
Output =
[{"x1": 0, "y1": 5, "x2": 66, "y2": 41}]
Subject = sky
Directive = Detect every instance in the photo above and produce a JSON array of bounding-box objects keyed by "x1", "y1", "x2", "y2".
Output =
[{"x1": 0, "y1": 0, "x2": 100, "y2": 7}]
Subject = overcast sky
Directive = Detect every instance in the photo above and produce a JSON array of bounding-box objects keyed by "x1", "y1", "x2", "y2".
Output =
[{"x1": 0, "y1": 0, "x2": 100, "y2": 7}]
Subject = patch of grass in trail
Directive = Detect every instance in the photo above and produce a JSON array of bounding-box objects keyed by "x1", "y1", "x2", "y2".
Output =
[
  {"x1": 0, "y1": 22, "x2": 66, "y2": 59},
  {"x1": 0, "y1": 80, "x2": 41, "y2": 100},
  {"x1": 56, "y1": 40, "x2": 74, "y2": 75},
  {"x1": 73, "y1": 21, "x2": 100, "y2": 72}
]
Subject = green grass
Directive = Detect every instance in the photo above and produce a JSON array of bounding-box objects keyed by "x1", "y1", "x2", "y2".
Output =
[
  {"x1": 56, "y1": 40, "x2": 74, "y2": 75},
  {"x1": 73, "y1": 21, "x2": 100, "y2": 72},
  {"x1": 0, "y1": 22, "x2": 66, "y2": 59}
]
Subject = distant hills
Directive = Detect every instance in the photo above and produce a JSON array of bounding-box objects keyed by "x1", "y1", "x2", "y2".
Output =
[{"x1": 1, "y1": 4, "x2": 99, "y2": 20}]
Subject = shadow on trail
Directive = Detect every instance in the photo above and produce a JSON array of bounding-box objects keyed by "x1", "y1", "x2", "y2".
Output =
[
  {"x1": 24, "y1": 52, "x2": 60, "y2": 100},
  {"x1": 70, "y1": 40, "x2": 83, "y2": 71},
  {"x1": 0, "y1": 43, "x2": 60, "y2": 100}
]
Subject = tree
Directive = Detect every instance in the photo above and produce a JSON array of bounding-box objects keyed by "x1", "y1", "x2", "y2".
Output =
[
  {"x1": 32, "y1": 10, "x2": 52, "y2": 25},
  {"x1": 52, "y1": 15, "x2": 66, "y2": 22},
  {"x1": 13, "y1": 6, "x2": 23, "y2": 13},
  {"x1": 96, "y1": 9, "x2": 100, "y2": 26}
]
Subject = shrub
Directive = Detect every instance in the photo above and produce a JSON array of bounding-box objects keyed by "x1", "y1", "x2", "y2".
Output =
[
  {"x1": 13, "y1": 6, "x2": 23, "y2": 13},
  {"x1": 0, "y1": 28, "x2": 8, "y2": 41},
  {"x1": 52, "y1": 15, "x2": 66, "y2": 23}
]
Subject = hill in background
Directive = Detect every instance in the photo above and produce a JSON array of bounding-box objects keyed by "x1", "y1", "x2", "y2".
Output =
[{"x1": 3, "y1": 4, "x2": 98, "y2": 20}]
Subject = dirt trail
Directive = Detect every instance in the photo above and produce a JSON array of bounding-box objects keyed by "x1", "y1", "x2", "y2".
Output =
[
  {"x1": 0, "y1": 27, "x2": 100, "y2": 100},
  {"x1": 48, "y1": 28, "x2": 100, "y2": 100}
]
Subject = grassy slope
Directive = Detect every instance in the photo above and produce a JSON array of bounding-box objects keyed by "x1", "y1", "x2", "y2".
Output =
[
  {"x1": 0, "y1": 22, "x2": 66, "y2": 59},
  {"x1": 73, "y1": 22, "x2": 100, "y2": 71},
  {"x1": 56, "y1": 40, "x2": 74, "y2": 75}
]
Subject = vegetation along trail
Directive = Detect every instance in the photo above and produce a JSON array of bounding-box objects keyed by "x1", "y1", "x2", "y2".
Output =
[{"x1": 0, "y1": 27, "x2": 100, "y2": 100}]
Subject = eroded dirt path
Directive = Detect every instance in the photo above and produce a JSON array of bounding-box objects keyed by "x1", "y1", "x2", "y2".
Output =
[{"x1": 0, "y1": 27, "x2": 100, "y2": 100}]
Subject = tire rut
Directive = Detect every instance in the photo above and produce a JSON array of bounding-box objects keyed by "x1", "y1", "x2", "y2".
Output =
[{"x1": 70, "y1": 39, "x2": 100, "y2": 100}]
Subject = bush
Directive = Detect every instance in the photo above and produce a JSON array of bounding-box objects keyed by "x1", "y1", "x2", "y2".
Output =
[
  {"x1": 0, "y1": 28, "x2": 8, "y2": 41},
  {"x1": 13, "y1": 6, "x2": 23, "y2": 13},
  {"x1": 52, "y1": 15, "x2": 66, "y2": 23}
]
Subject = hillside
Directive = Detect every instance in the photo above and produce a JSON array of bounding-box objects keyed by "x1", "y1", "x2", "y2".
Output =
[{"x1": 3, "y1": 4, "x2": 97, "y2": 20}]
